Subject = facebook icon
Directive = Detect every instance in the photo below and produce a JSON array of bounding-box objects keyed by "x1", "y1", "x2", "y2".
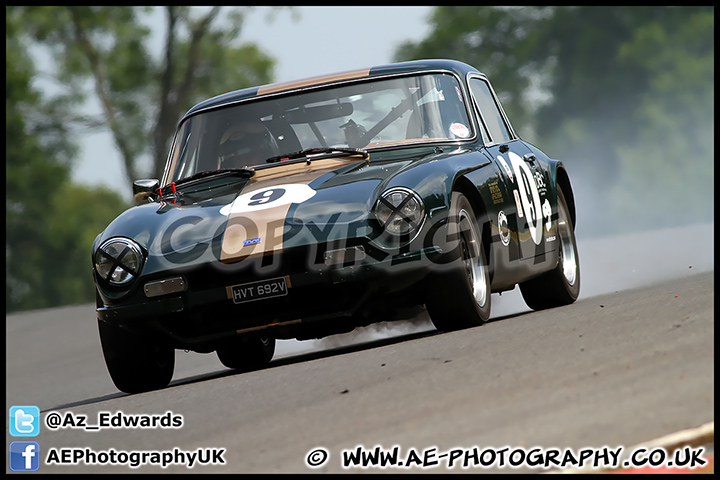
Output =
[{"x1": 9, "y1": 441, "x2": 40, "y2": 472}]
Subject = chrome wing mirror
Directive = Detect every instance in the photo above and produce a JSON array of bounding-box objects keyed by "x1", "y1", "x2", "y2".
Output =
[{"x1": 133, "y1": 179, "x2": 160, "y2": 204}]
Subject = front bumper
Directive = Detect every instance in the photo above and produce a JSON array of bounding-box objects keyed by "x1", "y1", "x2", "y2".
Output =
[{"x1": 97, "y1": 245, "x2": 444, "y2": 350}]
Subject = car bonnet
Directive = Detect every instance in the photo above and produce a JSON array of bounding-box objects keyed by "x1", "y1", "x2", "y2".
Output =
[{"x1": 218, "y1": 155, "x2": 376, "y2": 262}]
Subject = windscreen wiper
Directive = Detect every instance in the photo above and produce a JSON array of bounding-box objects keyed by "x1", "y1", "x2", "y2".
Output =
[
  {"x1": 265, "y1": 147, "x2": 368, "y2": 164},
  {"x1": 175, "y1": 167, "x2": 255, "y2": 186},
  {"x1": 160, "y1": 168, "x2": 255, "y2": 197}
]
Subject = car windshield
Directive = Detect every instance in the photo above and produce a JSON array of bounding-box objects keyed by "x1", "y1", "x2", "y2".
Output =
[{"x1": 164, "y1": 73, "x2": 474, "y2": 184}]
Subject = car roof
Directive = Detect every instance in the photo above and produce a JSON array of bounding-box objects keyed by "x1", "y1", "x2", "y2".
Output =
[{"x1": 182, "y1": 59, "x2": 483, "y2": 119}]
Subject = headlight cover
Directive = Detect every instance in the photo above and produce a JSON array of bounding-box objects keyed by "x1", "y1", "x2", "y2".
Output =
[
  {"x1": 375, "y1": 187, "x2": 425, "y2": 239},
  {"x1": 94, "y1": 238, "x2": 145, "y2": 286}
]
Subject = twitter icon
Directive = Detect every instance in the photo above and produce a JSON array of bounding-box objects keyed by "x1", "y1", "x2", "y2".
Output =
[{"x1": 9, "y1": 406, "x2": 40, "y2": 437}]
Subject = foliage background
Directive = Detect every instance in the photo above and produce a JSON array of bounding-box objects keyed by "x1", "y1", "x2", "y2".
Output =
[
  {"x1": 395, "y1": 6, "x2": 713, "y2": 235},
  {"x1": 5, "y1": 6, "x2": 713, "y2": 312}
]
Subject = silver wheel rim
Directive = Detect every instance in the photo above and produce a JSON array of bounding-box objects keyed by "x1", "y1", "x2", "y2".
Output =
[
  {"x1": 458, "y1": 208, "x2": 487, "y2": 308},
  {"x1": 557, "y1": 200, "x2": 577, "y2": 286}
]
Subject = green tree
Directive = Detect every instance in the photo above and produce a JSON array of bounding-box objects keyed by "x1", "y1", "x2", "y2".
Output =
[
  {"x1": 394, "y1": 6, "x2": 555, "y2": 137},
  {"x1": 16, "y1": 6, "x2": 278, "y2": 185},
  {"x1": 395, "y1": 6, "x2": 714, "y2": 234},
  {"x1": 44, "y1": 184, "x2": 131, "y2": 307},
  {"x1": 7, "y1": 6, "x2": 290, "y2": 312},
  {"x1": 6, "y1": 7, "x2": 130, "y2": 311},
  {"x1": 608, "y1": 10, "x2": 714, "y2": 229}
]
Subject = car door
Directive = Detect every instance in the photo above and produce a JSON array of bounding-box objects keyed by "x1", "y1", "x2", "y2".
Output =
[{"x1": 468, "y1": 75, "x2": 551, "y2": 282}]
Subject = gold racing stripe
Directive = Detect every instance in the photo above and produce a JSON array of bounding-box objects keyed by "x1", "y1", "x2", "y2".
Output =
[
  {"x1": 221, "y1": 202, "x2": 292, "y2": 262},
  {"x1": 257, "y1": 68, "x2": 371, "y2": 96},
  {"x1": 220, "y1": 157, "x2": 366, "y2": 263}
]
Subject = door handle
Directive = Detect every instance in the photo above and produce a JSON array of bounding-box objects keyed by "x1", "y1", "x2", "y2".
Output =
[{"x1": 499, "y1": 144, "x2": 509, "y2": 153}]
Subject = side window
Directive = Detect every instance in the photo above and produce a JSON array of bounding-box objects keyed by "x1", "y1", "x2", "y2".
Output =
[{"x1": 469, "y1": 78, "x2": 513, "y2": 144}]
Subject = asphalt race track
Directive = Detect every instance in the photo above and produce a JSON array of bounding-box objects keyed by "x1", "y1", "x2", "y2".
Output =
[{"x1": 6, "y1": 224, "x2": 714, "y2": 473}]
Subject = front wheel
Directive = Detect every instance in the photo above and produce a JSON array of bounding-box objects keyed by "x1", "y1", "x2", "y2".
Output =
[
  {"x1": 98, "y1": 320, "x2": 175, "y2": 394},
  {"x1": 425, "y1": 192, "x2": 491, "y2": 331},
  {"x1": 519, "y1": 186, "x2": 580, "y2": 310},
  {"x1": 216, "y1": 335, "x2": 276, "y2": 370}
]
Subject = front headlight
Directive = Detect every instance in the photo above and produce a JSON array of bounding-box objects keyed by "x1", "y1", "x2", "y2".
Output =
[
  {"x1": 375, "y1": 187, "x2": 425, "y2": 238},
  {"x1": 94, "y1": 238, "x2": 145, "y2": 286}
]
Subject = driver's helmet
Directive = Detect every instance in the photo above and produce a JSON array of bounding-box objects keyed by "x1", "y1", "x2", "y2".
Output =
[{"x1": 219, "y1": 122, "x2": 279, "y2": 168}]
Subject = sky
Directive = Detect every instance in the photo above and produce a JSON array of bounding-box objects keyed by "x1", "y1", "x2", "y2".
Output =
[{"x1": 70, "y1": 6, "x2": 433, "y2": 198}]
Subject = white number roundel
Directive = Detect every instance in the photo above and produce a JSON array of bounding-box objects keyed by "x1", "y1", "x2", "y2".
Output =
[
  {"x1": 220, "y1": 183, "x2": 317, "y2": 216},
  {"x1": 506, "y1": 152, "x2": 543, "y2": 246}
]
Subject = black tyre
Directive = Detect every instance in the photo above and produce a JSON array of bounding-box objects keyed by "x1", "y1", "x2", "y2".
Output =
[
  {"x1": 519, "y1": 186, "x2": 580, "y2": 309},
  {"x1": 216, "y1": 335, "x2": 276, "y2": 370},
  {"x1": 426, "y1": 192, "x2": 491, "y2": 331},
  {"x1": 98, "y1": 320, "x2": 175, "y2": 394}
]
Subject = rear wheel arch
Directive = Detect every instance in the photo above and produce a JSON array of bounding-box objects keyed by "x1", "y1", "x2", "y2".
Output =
[
  {"x1": 518, "y1": 183, "x2": 580, "y2": 310},
  {"x1": 555, "y1": 166, "x2": 576, "y2": 229}
]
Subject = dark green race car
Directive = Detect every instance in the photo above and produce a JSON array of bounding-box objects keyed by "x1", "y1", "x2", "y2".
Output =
[{"x1": 93, "y1": 59, "x2": 580, "y2": 393}]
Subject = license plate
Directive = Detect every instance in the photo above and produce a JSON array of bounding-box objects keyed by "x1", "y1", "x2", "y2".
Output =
[{"x1": 227, "y1": 276, "x2": 289, "y2": 304}]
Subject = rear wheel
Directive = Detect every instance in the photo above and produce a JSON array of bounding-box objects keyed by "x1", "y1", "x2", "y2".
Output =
[
  {"x1": 98, "y1": 320, "x2": 175, "y2": 394},
  {"x1": 216, "y1": 335, "x2": 276, "y2": 370},
  {"x1": 519, "y1": 186, "x2": 580, "y2": 310},
  {"x1": 426, "y1": 192, "x2": 491, "y2": 331}
]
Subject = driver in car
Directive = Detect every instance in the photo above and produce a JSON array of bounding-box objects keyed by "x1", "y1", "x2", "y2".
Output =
[{"x1": 219, "y1": 122, "x2": 280, "y2": 169}]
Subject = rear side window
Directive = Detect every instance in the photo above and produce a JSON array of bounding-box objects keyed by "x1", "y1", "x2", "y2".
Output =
[{"x1": 469, "y1": 78, "x2": 513, "y2": 144}]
